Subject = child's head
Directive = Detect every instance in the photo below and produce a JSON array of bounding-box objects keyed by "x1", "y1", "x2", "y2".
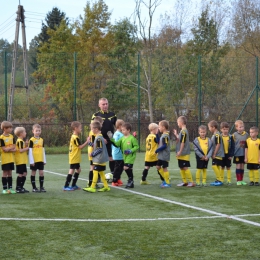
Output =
[
  {"x1": 116, "y1": 119, "x2": 125, "y2": 131},
  {"x1": 148, "y1": 123, "x2": 159, "y2": 134},
  {"x1": 32, "y1": 124, "x2": 41, "y2": 137},
  {"x1": 220, "y1": 122, "x2": 229, "y2": 136},
  {"x1": 121, "y1": 122, "x2": 132, "y2": 136},
  {"x1": 1, "y1": 121, "x2": 13, "y2": 134},
  {"x1": 208, "y1": 120, "x2": 218, "y2": 133},
  {"x1": 249, "y1": 126, "x2": 258, "y2": 139},
  {"x1": 91, "y1": 121, "x2": 101, "y2": 134},
  {"x1": 158, "y1": 120, "x2": 169, "y2": 133},
  {"x1": 93, "y1": 116, "x2": 103, "y2": 126},
  {"x1": 235, "y1": 120, "x2": 245, "y2": 133},
  {"x1": 71, "y1": 121, "x2": 82, "y2": 134},
  {"x1": 177, "y1": 116, "x2": 187, "y2": 128},
  {"x1": 198, "y1": 125, "x2": 207, "y2": 139},
  {"x1": 14, "y1": 127, "x2": 26, "y2": 138}
]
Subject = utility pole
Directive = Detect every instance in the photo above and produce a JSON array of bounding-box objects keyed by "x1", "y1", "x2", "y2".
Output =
[{"x1": 8, "y1": 5, "x2": 29, "y2": 121}]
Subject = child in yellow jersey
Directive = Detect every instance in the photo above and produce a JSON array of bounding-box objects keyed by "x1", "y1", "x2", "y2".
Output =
[
  {"x1": 85, "y1": 116, "x2": 103, "y2": 188},
  {"x1": 245, "y1": 126, "x2": 260, "y2": 186},
  {"x1": 14, "y1": 127, "x2": 29, "y2": 193},
  {"x1": 0, "y1": 121, "x2": 16, "y2": 194},
  {"x1": 220, "y1": 122, "x2": 235, "y2": 185},
  {"x1": 83, "y1": 121, "x2": 110, "y2": 193},
  {"x1": 193, "y1": 125, "x2": 213, "y2": 186},
  {"x1": 141, "y1": 123, "x2": 161, "y2": 185},
  {"x1": 174, "y1": 116, "x2": 194, "y2": 187},
  {"x1": 63, "y1": 121, "x2": 88, "y2": 191},
  {"x1": 29, "y1": 124, "x2": 47, "y2": 192}
]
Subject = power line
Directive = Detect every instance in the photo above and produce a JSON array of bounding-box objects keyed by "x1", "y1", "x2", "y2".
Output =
[
  {"x1": 0, "y1": 22, "x2": 15, "y2": 35},
  {"x1": 0, "y1": 13, "x2": 16, "y2": 29}
]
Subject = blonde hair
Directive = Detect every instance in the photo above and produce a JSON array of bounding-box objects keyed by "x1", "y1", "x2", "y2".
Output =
[
  {"x1": 14, "y1": 127, "x2": 25, "y2": 137},
  {"x1": 116, "y1": 119, "x2": 124, "y2": 129},
  {"x1": 32, "y1": 124, "x2": 41, "y2": 130},
  {"x1": 1, "y1": 121, "x2": 13, "y2": 130},
  {"x1": 148, "y1": 123, "x2": 159, "y2": 131},
  {"x1": 177, "y1": 116, "x2": 187, "y2": 125},
  {"x1": 235, "y1": 120, "x2": 244, "y2": 127},
  {"x1": 71, "y1": 121, "x2": 81, "y2": 130},
  {"x1": 93, "y1": 116, "x2": 103, "y2": 124},
  {"x1": 91, "y1": 121, "x2": 101, "y2": 130},
  {"x1": 159, "y1": 120, "x2": 169, "y2": 130}
]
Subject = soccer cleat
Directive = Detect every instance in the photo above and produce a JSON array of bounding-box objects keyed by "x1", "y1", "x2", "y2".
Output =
[
  {"x1": 71, "y1": 185, "x2": 81, "y2": 190},
  {"x1": 210, "y1": 180, "x2": 223, "y2": 186},
  {"x1": 125, "y1": 180, "x2": 134, "y2": 188},
  {"x1": 202, "y1": 182, "x2": 207, "y2": 187},
  {"x1": 83, "y1": 187, "x2": 96, "y2": 193},
  {"x1": 63, "y1": 186, "x2": 74, "y2": 191},
  {"x1": 112, "y1": 182, "x2": 119, "y2": 186},
  {"x1": 187, "y1": 182, "x2": 195, "y2": 187},
  {"x1": 16, "y1": 188, "x2": 25, "y2": 193},
  {"x1": 117, "y1": 179, "x2": 123, "y2": 186},
  {"x1": 9, "y1": 189, "x2": 16, "y2": 194},
  {"x1": 161, "y1": 183, "x2": 171, "y2": 188},
  {"x1": 140, "y1": 180, "x2": 151, "y2": 185},
  {"x1": 196, "y1": 182, "x2": 201, "y2": 186},
  {"x1": 177, "y1": 182, "x2": 188, "y2": 187},
  {"x1": 98, "y1": 187, "x2": 110, "y2": 192},
  {"x1": 241, "y1": 181, "x2": 247, "y2": 185},
  {"x1": 40, "y1": 187, "x2": 47, "y2": 192},
  {"x1": 249, "y1": 181, "x2": 254, "y2": 186},
  {"x1": 255, "y1": 182, "x2": 259, "y2": 186},
  {"x1": 237, "y1": 181, "x2": 242, "y2": 186},
  {"x1": 22, "y1": 188, "x2": 30, "y2": 193},
  {"x1": 32, "y1": 187, "x2": 40, "y2": 193},
  {"x1": 2, "y1": 189, "x2": 9, "y2": 194}
]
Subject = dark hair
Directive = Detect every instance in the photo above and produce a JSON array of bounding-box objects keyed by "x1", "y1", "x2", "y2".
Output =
[
  {"x1": 71, "y1": 121, "x2": 81, "y2": 130},
  {"x1": 178, "y1": 116, "x2": 187, "y2": 125},
  {"x1": 250, "y1": 126, "x2": 259, "y2": 132},
  {"x1": 208, "y1": 120, "x2": 218, "y2": 129},
  {"x1": 220, "y1": 122, "x2": 229, "y2": 129},
  {"x1": 122, "y1": 122, "x2": 132, "y2": 131},
  {"x1": 91, "y1": 121, "x2": 102, "y2": 130},
  {"x1": 159, "y1": 120, "x2": 169, "y2": 130},
  {"x1": 198, "y1": 125, "x2": 207, "y2": 131}
]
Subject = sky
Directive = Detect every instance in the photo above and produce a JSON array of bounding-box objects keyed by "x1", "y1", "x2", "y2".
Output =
[{"x1": 0, "y1": 0, "x2": 206, "y2": 47}]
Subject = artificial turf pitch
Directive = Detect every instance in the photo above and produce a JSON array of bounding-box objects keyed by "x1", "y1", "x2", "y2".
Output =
[{"x1": 1, "y1": 152, "x2": 260, "y2": 259}]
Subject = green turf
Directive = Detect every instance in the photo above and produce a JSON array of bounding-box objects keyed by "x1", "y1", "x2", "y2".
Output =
[{"x1": 1, "y1": 152, "x2": 260, "y2": 259}]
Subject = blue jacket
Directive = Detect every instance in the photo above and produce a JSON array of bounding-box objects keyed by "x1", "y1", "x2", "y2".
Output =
[{"x1": 112, "y1": 130, "x2": 123, "y2": 160}]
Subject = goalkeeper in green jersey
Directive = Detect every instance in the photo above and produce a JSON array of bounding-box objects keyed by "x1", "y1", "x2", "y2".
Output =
[{"x1": 108, "y1": 123, "x2": 139, "y2": 188}]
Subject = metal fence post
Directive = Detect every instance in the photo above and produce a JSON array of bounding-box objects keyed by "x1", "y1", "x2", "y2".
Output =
[
  {"x1": 138, "y1": 53, "x2": 141, "y2": 151},
  {"x1": 198, "y1": 55, "x2": 202, "y2": 126},
  {"x1": 4, "y1": 51, "x2": 7, "y2": 120},
  {"x1": 256, "y1": 56, "x2": 259, "y2": 128},
  {"x1": 73, "y1": 52, "x2": 77, "y2": 121}
]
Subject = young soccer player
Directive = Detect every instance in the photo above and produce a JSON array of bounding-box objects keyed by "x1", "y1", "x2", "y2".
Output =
[
  {"x1": 244, "y1": 126, "x2": 260, "y2": 186},
  {"x1": 111, "y1": 119, "x2": 125, "y2": 186},
  {"x1": 220, "y1": 122, "x2": 235, "y2": 184},
  {"x1": 83, "y1": 121, "x2": 110, "y2": 193},
  {"x1": 174, "y1": 116, "x2": 194, "y2": 187},
  {"x1": 14, "y1": 127, "x2": 29, "y2": 193},
  {"x1": 208, "y1": 120, "x2": 224, "y2": 186},
  {"x1": 233, "y1": 120, "x2": 249, "y2": 185},
  {"x1": 63, "y1": 121, "x2": 88, "y2": 191},
  {"x1": 155, "y1": 120, "x2": 171, "y2": 188},
  {"x1": 193, "y1": 125, "x2": 213, "y2": 186},
  {"x1": 141, "y1": 123, "x2": 163, "y2": 184},
  {"x1": 86, "y1": 116, "x2": 103, "y2": 188},
  {"x1": 108, "y1": 122, "x2": 139, "y2": 188},
  {"x1": 29, "y1": 124, "x2": 47, "y2": 192},
  {"x1": 0, "y1": 121, "x2": 16, "y2": 194}
]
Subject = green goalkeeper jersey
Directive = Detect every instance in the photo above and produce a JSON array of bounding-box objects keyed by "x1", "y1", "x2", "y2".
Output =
[{"x1": 111, "y1": 134, "x2": 139, "y2": 164}]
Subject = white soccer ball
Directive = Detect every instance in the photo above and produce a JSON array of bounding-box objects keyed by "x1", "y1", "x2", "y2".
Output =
[{"x1": 105, "y1": 173, "x2": 113, "y2": 183}]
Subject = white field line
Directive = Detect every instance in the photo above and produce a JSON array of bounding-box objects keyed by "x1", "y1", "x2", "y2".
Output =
[{"x1": 9, "y1": 169, "x2": 260, "y2": 227}]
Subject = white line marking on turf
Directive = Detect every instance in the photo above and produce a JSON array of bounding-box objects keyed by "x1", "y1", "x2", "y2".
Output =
[{"x1": 43, "y1": 170, "x2": 260, "y2": 227}]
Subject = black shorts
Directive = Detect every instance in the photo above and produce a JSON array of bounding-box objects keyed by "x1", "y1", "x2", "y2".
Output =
[
  {"x1": 70, "y1": 163, "x2": 80, "y2": 170},
  {"x1": 212, "y1": 158, "x2": 222, "y2": 167},
  {"x1": 89, "y1": 160, "x2": 93, "y2": 166},
  {"x1": 233, "y1": 156, "x2": 245, "y2": 164},
  {"x1": 16, "y1": 164, "x2": 27, "y2": 174},
  {"x1": 157, "y1": 160, "x2": 168, "y2": 168},
  {"x1": 93, "y1": 165, "x2": 106, "y2": 171},
  {"x1": 178, "y1": 159, "x2": 191, "y2": 168},
  {"x1": 2, "y1": 162, "x2": 14, "y2": 171},
  {"x1": 247, "y1": 163, "x2": 260, "y2": 170},
  {"x1": 124, "y1": 163, "x2": 133, "y2": 169},
  {"x1": 222, "y1": 155, "x2": 232, "y2": 168},
  {"x1": 30, "y1": 162, "x2": 44, "y2": 171},
  {"x1": 106, "y1": 142, "x2": 112, "y2": 157},
  {"x1": 196, "y1": 159, "x2": 209, "y2": 169},
  {"x1": 145, "y1": 161, "x2": 158, "y2": 167}
]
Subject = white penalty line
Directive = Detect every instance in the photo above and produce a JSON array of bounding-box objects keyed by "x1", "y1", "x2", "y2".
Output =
[{"x1": 42, "y1": 170, "x2": 260, "y2": 227}]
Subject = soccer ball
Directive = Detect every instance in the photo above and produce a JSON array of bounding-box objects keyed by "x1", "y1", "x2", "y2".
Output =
[{"x1": 105, "y1": 173, "x2": 113, "y2": 183}]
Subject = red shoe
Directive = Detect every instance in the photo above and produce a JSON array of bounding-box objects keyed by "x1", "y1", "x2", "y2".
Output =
[
  {"x1": 112, "y1": 182, "x2": 119, "y2": 186},
  {"x1": 117, "y1": 179, "x2": 123, "y2": 186}
]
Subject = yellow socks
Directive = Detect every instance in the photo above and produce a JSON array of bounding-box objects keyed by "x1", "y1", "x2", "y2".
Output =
[
  {"x1": 185, "y1": 169, "x2": 193, "y2": 182},
  {"x1": 202, "y1": 169, "x2": 207, "y2": 183},
  {"x1": 227, "y1": 169, "x2": 231, "y2": 183},
  {"x1": 212, "y1": 165, "x2": 220, "y2": 180},
  {"x1": 219, "y1": 167, "x2": 224, "y2": 182},
  {"x1": 180, "y1": 169, "x2": 187, "y2": 183},
  {"x1": 159, "y1": 168, "x2": 165, "y2": 179},
  {"x1": 100, "y1": 171, "x2": 108, "y2": 188},
  {"x1": 196, "y1": 169, "x2": 202, "y2": 183},
  {"x1": 91, "y1": 170, "x2": 99, "y2": 189},
  {"x1": 164, "y1": 171, "x2": 170, "y2": 184}
]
